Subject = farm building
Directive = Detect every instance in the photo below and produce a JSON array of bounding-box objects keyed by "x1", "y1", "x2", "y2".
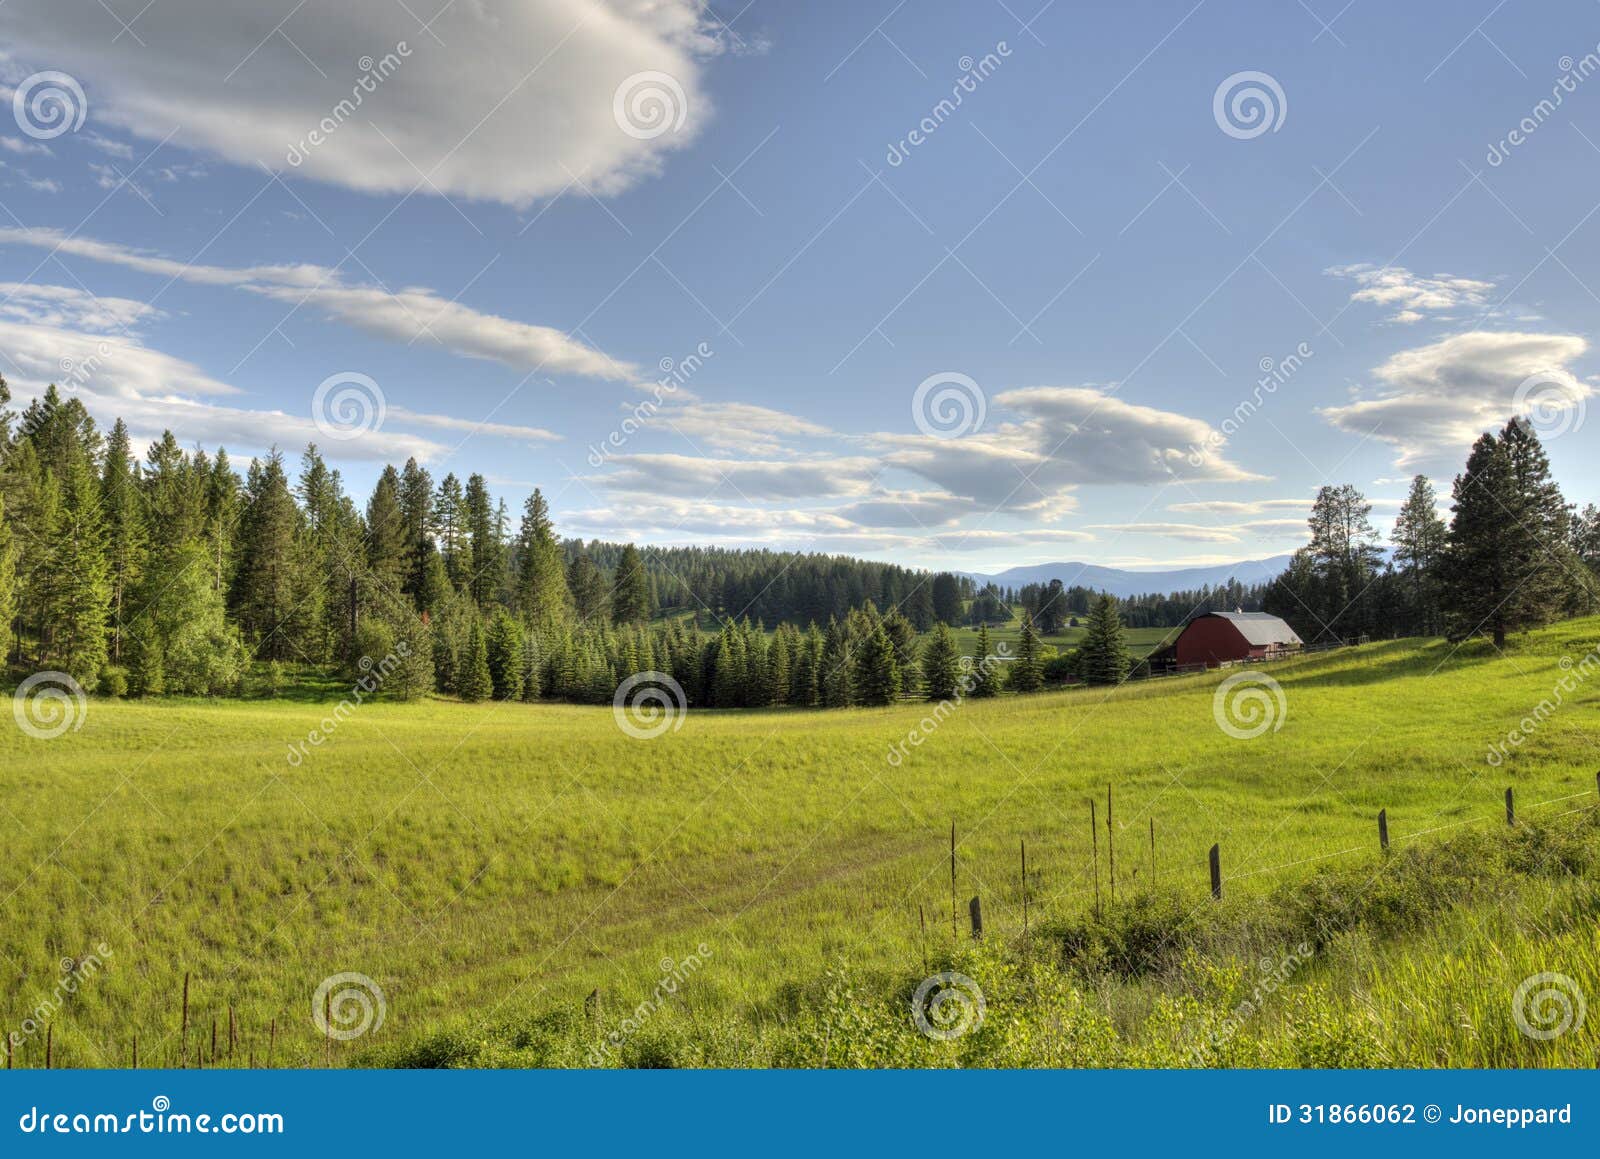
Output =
[{"x1": 1148, "y1": 611, "x2": 1302, "y2": 669}]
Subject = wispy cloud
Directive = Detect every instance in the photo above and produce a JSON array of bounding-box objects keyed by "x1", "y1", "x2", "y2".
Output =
[{"x1": 0, "y1": 226, "x2": 633, "y2": 379}]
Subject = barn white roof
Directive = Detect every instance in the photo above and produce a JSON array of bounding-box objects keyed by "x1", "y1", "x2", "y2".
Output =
[{"x1": 1206, "y1": 611, "x2": 1302, "y2": 647}]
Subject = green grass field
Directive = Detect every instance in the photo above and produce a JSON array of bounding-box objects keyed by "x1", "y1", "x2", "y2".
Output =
[{"x1": 3, "y1": 617, "x2": 1597, "y2": 1067}]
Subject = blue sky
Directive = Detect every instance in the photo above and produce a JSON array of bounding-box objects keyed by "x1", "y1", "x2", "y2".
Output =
[{"x1": 0, "y1": 0, "x2": 1595, "y2": 571}]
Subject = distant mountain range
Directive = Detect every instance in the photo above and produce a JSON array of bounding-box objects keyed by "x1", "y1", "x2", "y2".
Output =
[{"x1": 959, "y1": 555, "x2": 1295, "y2": 598}]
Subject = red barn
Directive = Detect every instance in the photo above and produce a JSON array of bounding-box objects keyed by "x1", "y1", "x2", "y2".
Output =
[{"x1": 1149, "y1": 611, "x2": 1302, "y2": 669}]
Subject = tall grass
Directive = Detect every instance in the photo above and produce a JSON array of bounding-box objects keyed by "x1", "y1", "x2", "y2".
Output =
[{"x1": 1, "y1": 617, "x2": 1596, "y2": 1066}]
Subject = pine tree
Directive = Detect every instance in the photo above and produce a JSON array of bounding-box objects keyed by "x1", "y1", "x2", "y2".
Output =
[
  {"x1": 230, "y1": 450, "x2": 321, "y2": 662},
  {"x1": 48, "y1": 455, "x2": 111, "y2": 686},
  {"x1": 1010, "y1": 619, "x2": 1043, "y2": 693},
  {"x1": 1079, "y1": 593, "x2": 1130, "y2": 685},
  {"x1": 930, "y1": 572, "x2": 964, "y2": 625},
  {"x1": 767, "y1": 626, "x2": 792, "y2": 706},
  {"x1": 0, "y1": 495, "x2": 15, "y2": 665},
  {"x1": 1442, "y1": 420, "x2": 1574, "y2": 646},
  {"x1": 514, "y1": 489, "x2": 569, "y2": 625},
  {"x1": 921, "y1": 622, "x2": 961, "y2": 701},
  {"x1": 365, "y1": 465, "x2": 409, "y2": 598},
  {"x1": 463, "y1": 474, "x2": 503, "y2": 606},
  {"x1": 971, "y1": 624, "x2": 1001, "y2": 697},
  {"x1": 567, "y1": 551, "x2": 608, "y2": 623},
  {"x1": 99, "y1": 419, "x2": 145, "y2": 664},
  {"x1": 485, "y1": 610, "x2": 523, "y2": 700},
  {"x1": 398, "y1": 458, "x2": 437, "y2": 606},
  {"x1": 856, "y1": 623, "x2": 901, "y2": 706},
  {"x1": 434, "y1": 473, "x2": 471, "y2": 590},
  {"x1": 458, "y1": 615, "x2": 492, "y2": 702},
  {"x1": 611, "y1": 542, "x2": 651, "y2": 625},
  {"x1": 1391, "y1": 474, "x2": 1447, "y2": 636}
]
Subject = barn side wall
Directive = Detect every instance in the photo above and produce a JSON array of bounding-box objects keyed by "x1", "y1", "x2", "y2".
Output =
[{"x1": 1173, "y1": 619, "x2": 1252, "y2": 667}]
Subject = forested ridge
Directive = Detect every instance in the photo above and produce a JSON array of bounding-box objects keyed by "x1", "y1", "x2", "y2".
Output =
[{"x1": 1, "y1": 378, "x2": 1594, "y2": 709}]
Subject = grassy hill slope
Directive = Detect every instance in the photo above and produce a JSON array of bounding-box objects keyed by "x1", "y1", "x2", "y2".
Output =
[{"x1": 2, "y1": 617, "x2": 1596, "y2": 1067}]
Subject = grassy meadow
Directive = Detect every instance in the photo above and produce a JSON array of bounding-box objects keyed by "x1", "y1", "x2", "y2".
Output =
[{"x1": 3, "y1": 617, "x2": 1598, "y2": 1067}]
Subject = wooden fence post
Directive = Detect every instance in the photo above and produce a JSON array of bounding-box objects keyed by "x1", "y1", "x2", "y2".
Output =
[
  {"x1": 949, "y1": 821, "x2": 958, "y2": 940},
  {"x1": 1149, "y1": 817, "x2": 1156, "y2": 886},
  {"x1": 1505, "y1": 787, "x2": 1515, "y2": 826},
  {"x1": 968, "y1": 895, "x2": 983, "y2": 939},
  {"x1": 1209, "y1": 843, "x2": 1222, "y2": 900},
  {"x1": 1020, "y1": 839, "x2": 1028, "y2": 934},
  {"x1": 1378, "y1": 808, "x2": 1389, "y2": 852},
  {"x1": 1106, "y1": 784, "x2": 1115, "y2": 901},
  {"x1": 179, "y1": 971, "x2": 190, "y2": 1070},
  {"x1": 1090, "y1": 799, "x2": 1101, "y2": 918}
]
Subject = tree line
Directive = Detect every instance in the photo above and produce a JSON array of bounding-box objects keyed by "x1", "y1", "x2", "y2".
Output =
[
  {"x1": 1264, "y1": 418, "x2": 1598, "y2": 646},
  {"x1": 0, "y1": 382, "x2": 1096, "y2": 708}
]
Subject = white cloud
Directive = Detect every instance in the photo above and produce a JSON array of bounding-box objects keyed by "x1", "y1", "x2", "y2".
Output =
[
  {"x1": 1319, "y1": 331, "x2": 1593, "y2": 466},
  {"x1": 833, "y1": 490, "x2": 982, "y2": 529},
  {"x1": 881, "y1": 385, "x2": 1260, "y2": 515},
  {"x1": 594, "y1": 452, "x2": 876, "y2": 501},
  {"x1": 658, "y1": 401, "x2": 834, "y2": 456},
  {"x1": 1086, "y1": 522, "x2": 1242, "y2": 543},
  {"x1": 1328, "y1": 263, "x2": 1495, "y2": 322},
  {"x1": 81, "y1": 131, "x2": 134, "y2": 160},
  {"x1": 0, "y1": 0, "x2": 717, "y2": 206},
  {"x1": 0, "y1": 292, "x2": 561, "y2": 462},
  {"x1": 0, "y1": 227, "x2": 632, "y2": 378},
  {"x1": 388, "y1": 406, "x2": 559, "y2": 444},
  {"x1": 0, "y1": 282, "x2": 160, "y2": 333},
  {"x1": 0, "y1": 317, "x2": 239, "y2": 399},
  {"x1": 1167, "y1": 498, "x2": 1309, "y2": 517},
  {"x1": 0, "y1": 135, "x2": 49, "y2": 155}
]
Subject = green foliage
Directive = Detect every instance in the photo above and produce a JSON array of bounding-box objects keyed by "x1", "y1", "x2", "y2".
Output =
[
  {"x1": 921, "y1": 623, "x2": 961, "y2": 701},
  {"x1": 1443, "y1": 420, "x2": 1578, "y2": 646},
  {"x1": 969, "y1": 625, "x2": 1001, "y2": 697},
  {"x1": 1009, "y1": 619, "x2": 1043, "y2": 693},
  {"x1": 855, "y1": 623, "x2": 902, "y2": 706},
  {"x1": 458, "y1": 616, "x2": 492, "y2": 702},
  {"x1": 1078, "y1": 593, "x2": 1130, "y2": 685}
]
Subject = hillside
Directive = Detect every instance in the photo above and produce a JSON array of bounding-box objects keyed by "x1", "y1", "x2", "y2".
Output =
[{"x1": 2, "y1": 617, "x2": 1596, "y2": 1068}]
